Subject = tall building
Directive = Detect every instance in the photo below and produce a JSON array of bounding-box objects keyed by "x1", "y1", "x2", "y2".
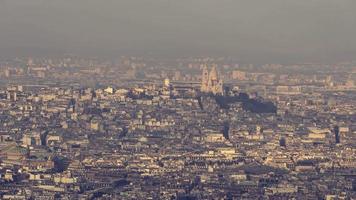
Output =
[{"x1": 201, "y1": 64, "x2": 223, "y2": 95}]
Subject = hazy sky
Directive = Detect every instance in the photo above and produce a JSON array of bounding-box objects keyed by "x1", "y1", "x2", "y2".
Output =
[{"x1": 0, "y1": 0, "x2": 355, "y2": 63}]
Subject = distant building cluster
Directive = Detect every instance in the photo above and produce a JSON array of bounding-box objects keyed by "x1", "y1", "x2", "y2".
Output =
[{"x1": 0, "y1": 56, "x2": 355, "y2": 199}]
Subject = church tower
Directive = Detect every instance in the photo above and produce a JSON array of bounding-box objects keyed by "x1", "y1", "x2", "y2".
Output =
[
  {"x1": 201, "y1": 64, "x2": 210, "y2": 92},
  {"x1": 201, "y1": 64, "x2": 223, "y2": 95}
]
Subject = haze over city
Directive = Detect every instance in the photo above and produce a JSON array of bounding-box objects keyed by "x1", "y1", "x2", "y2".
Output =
[
  {"x1": 1, "y1": 0, "x2": 356, "y2": 63},
  {"x1": 0, "y1": 1, "x2": 355, "y2": 200}
]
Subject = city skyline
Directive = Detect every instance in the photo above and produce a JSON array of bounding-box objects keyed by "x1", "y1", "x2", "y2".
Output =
[{"x1": 0, "y1": 1, "x2": 355, "y2": 199}]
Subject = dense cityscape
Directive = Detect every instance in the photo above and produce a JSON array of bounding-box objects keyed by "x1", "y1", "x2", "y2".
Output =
[{"x1": 0, "y1": 56, "x2": 355, "y2": 199}]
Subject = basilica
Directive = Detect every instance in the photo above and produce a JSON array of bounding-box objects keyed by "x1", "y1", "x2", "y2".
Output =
[{"x1": 201, "y1": 64, "x2": 224, "y2": 95}]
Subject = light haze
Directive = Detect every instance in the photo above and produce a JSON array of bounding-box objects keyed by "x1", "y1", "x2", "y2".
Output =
[{"x1": 0, "y1": 0, "x2": 355, "y2": 63}]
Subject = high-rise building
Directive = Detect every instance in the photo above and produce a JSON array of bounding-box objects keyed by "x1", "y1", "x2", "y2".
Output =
[{"x1": 201, "y1": 64, "x2": 223, "y2": 95}]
